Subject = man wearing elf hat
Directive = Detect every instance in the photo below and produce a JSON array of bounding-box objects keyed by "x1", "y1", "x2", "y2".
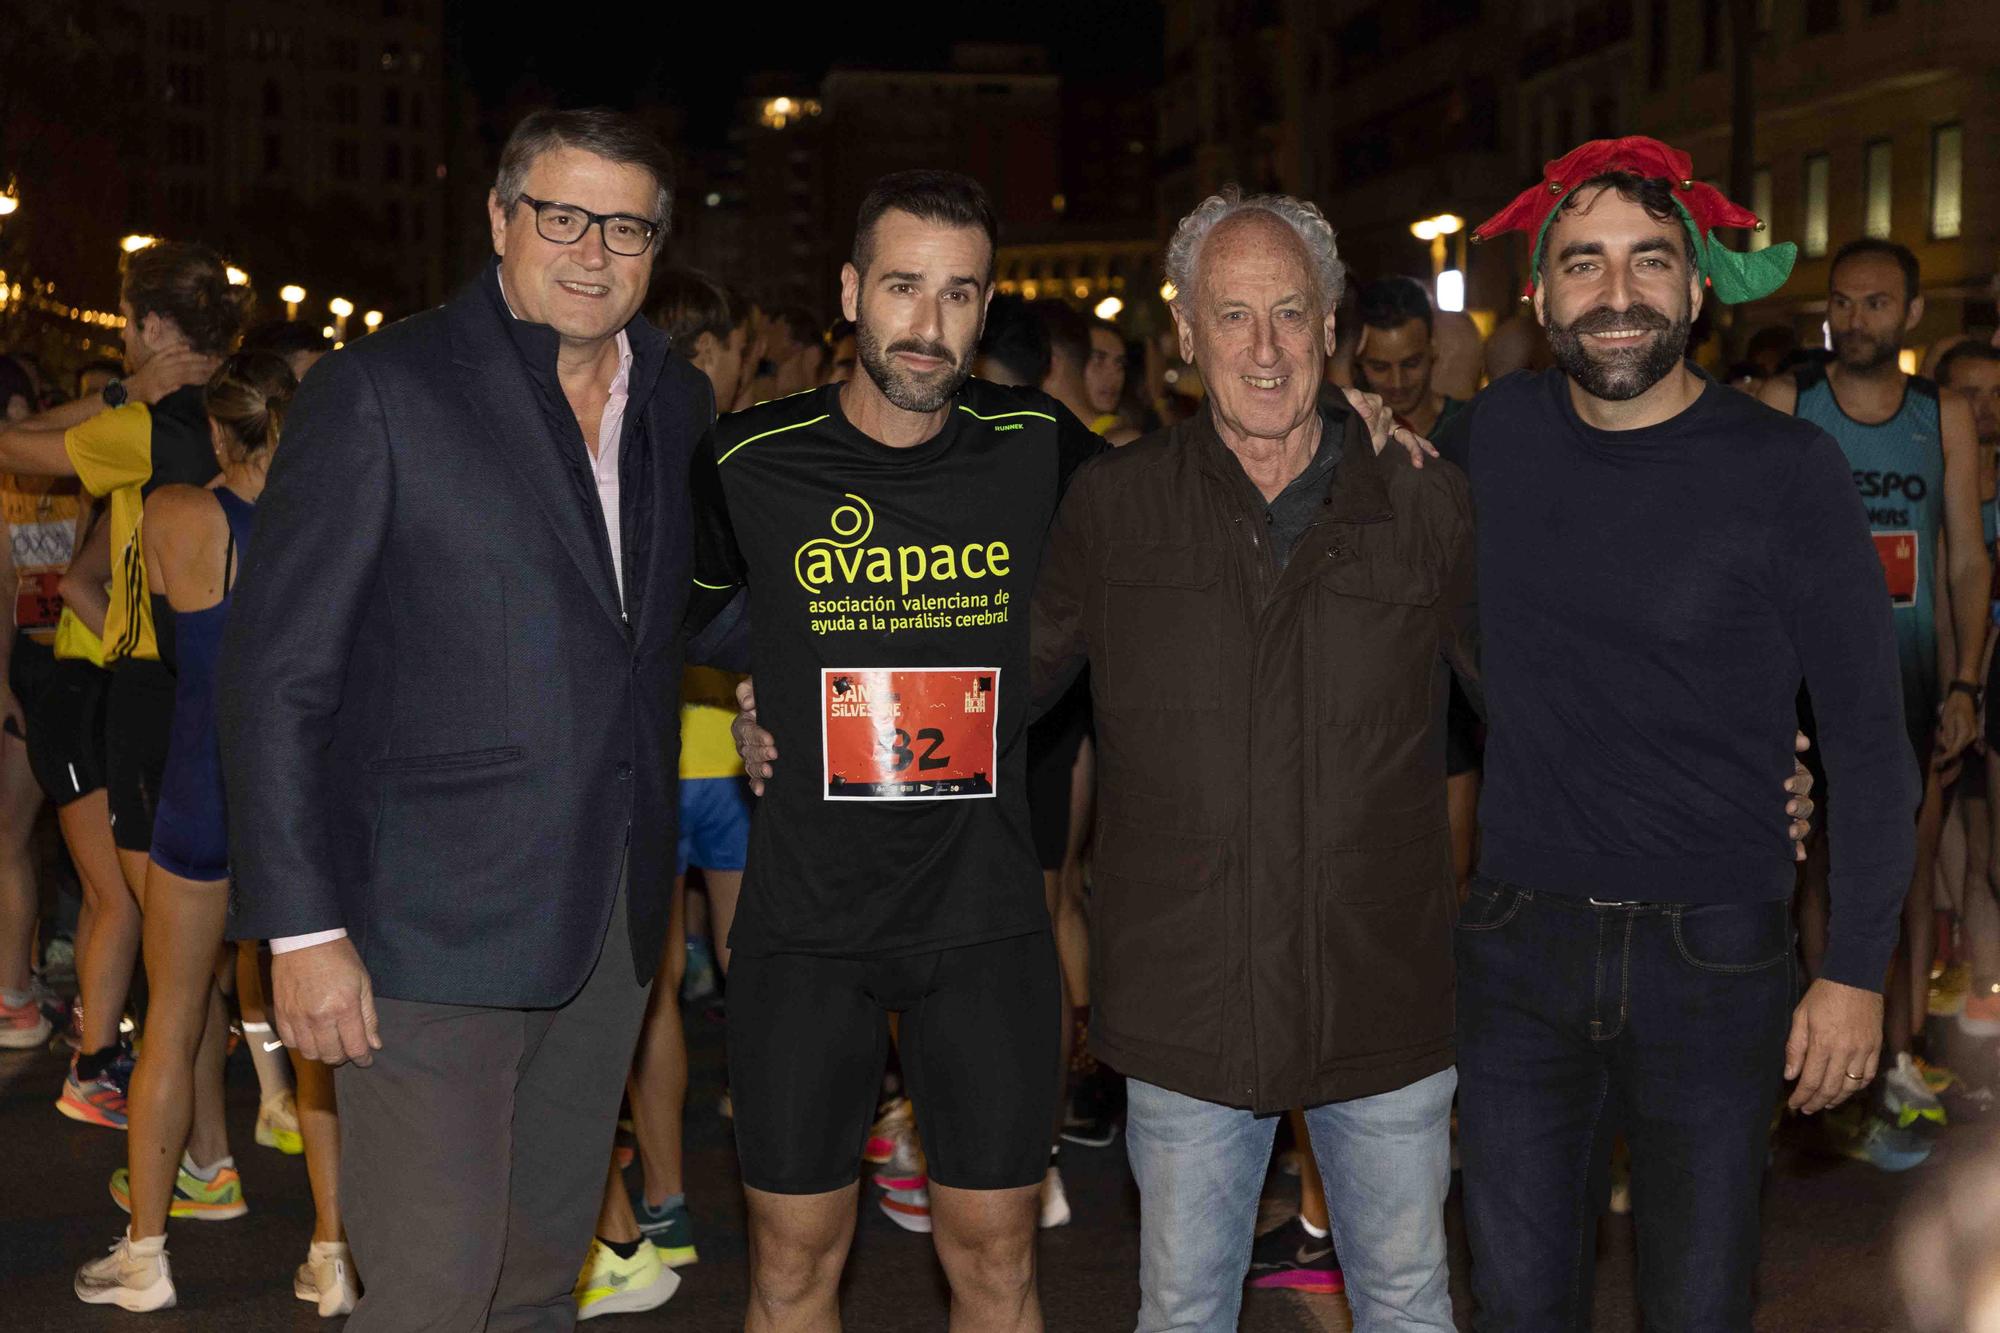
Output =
[{"x1": 1437, "y1": 137, "x2": 1917, "y2": 1330}]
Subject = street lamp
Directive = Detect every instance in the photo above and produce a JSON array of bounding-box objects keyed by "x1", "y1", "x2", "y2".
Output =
[
  {"x1": 1093, "y1": 295, "x2": 1124, "y2": 321},
  {"x1": 329, "y1": 296, "x2": 353, "y2": 339},
  {"x1": 1410, "y1": 213, "x2": 1466, "y2": 292},
  {"x1": 225, "y1": 265, "x2": 249, "y2": 286},
  {"x1": 279, "y1": 285, "x2": 305, "y2": 320},
  {"x1": 121, "y1": 234, "x2": 160, "y2": 253},
  {"x1": 1159, "y1": 281, "x2": 1178, "y2": 303},
  {"x1": 363, "y1": 310, "x2": 383, "y2": 332},
  {"x1": 0, "y1": 191, "x2": 17, "y2": 218}
]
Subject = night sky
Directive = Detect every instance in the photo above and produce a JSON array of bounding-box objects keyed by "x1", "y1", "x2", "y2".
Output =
[{"x1": 448, "y1": 3, "x2": 1164, "y2": 147}]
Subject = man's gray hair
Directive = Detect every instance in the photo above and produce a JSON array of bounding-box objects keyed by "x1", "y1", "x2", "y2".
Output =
[
  {"x1": 1165, "y1": 187, "x2": 1345, "y2": 312},
  {"x1": 493, "y1": 106, "x2": 675, "y2": 230}
]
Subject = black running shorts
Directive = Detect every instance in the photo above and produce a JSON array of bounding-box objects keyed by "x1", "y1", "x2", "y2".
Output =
[
  {"x1": 23, "y1": 651, "x2": 109, "y2": 807},
  {"x1": 728, "y1": 929, "x2": 1061, "y2": 1195},
  {"x1": 106, "y1": 657, "x2": 177, "y2": 852}
]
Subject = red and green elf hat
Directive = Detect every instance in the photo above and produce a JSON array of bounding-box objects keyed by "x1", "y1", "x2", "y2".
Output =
[{"x1": 1471, "y1": 136, "x2": 1796, "y2": 304}]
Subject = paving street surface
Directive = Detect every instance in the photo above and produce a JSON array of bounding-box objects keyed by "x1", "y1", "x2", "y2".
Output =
[{"x1": 3, "y1": 994, "x2": 1986, "y2": 1331}]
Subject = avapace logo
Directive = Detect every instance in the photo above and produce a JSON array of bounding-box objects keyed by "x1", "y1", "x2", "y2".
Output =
[{"x1": 794, "y1": 493, "x2": 1012, "y2": 596}]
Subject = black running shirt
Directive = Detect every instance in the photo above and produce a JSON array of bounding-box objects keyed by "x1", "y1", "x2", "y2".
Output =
[{"x1": 693, "y1": 379, "x2": 1100, "y2": 958}]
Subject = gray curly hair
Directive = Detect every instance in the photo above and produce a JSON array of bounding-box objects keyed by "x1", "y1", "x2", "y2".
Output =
[{"x1": 1165, "y1": 188, "x2": 1345, "y2": 313}]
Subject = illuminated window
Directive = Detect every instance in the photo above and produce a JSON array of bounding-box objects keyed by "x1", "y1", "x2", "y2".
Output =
[
  {"x1": 1931, "y1": 123, "x2": 1962, "y2": 240},
  {"x1": 1802, "y1": 154, "x2": 1829, "y2": 257},
  {"x1": 1864, "y1": 141, "x2": 1892, "y2": 239}
]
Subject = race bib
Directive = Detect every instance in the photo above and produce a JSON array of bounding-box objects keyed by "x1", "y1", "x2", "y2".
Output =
[
  {"x1": 1872, "y1": 531, "x2": 1918, "y2": 609},
  {"x1": 821, "y1": 667, "x2": 998, "y2": 800},
  {"x1": 14, "y1": 570, "x2": 62, "y2": 632}
]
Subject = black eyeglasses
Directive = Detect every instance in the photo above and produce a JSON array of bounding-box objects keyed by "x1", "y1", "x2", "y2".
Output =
[{"x1": 517, "y1": 194, "x2": 661, "y2": 257}]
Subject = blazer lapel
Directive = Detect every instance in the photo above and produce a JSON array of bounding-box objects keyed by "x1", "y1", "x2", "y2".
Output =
[{"x1": 448, "y1": 291, "x2": 626, "y2": 629}]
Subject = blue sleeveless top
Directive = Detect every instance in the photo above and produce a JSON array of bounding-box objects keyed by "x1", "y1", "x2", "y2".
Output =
[
  {"x1": 149, "y1": 487, "x2": 256, "y2": 882},
  {"x1": 1795, "y1": 365, "x2": 1943, "y2": 720}
]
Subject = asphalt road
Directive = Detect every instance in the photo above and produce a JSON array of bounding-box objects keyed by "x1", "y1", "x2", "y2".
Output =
[{"x1": 3, "y1": 997, "x2": 1989, "y2": 1332}]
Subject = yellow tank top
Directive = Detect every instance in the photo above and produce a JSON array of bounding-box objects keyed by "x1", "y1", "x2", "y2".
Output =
[{"x1": 680, "y1": 666, "x2": 747, "y2": 780}]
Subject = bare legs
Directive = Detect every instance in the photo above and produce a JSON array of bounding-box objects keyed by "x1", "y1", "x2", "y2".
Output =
[
  {"x1": 0, "y1": 731, "x2": 43, "y2": 994},
  {"x1": 60, "y1": 791, "x2": 134, "y2": 1056}
]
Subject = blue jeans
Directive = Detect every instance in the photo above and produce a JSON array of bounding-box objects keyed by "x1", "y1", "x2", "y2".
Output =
[
  {"x1": 1125, "y1": 1069, "x2": 1457, "y2": 1333},
  {"x1": 1455, "y1": 880, "x2": 1797, "y2": 1332}
]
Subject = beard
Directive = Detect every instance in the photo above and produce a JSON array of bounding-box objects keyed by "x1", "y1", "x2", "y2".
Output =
[
  {"x1": 1830, "y1": 328, "x2": 1900, "y2": 373},
  {"x1": 1546, "y1": 301, "x2": 1691, "y2": 403},
  {"x1": 855, "y1": 320, "x2": 974, "y2": 413}
]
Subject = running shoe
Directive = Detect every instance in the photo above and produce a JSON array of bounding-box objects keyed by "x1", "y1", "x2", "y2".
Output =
[
  {"x1": 574, "y1": 1239, "x2": 679, "y2": 1320},
  {"x1": 1039, "y1": 1167, "x2": 1071, "y2": 1229},
  {"x1": 864, "y1": 1096, "x2": 914, "y2": 1164},
  {"x1": 110, "y1": 1161, "x2": 248, "y2": 1220},
  {"x1": 57, "y1": 1054, "x2": 128, "y2": 1129},
  {"x1": 295, "y1": 1240, "x2": 359, "y2": 1317},
  {"x1": 879, "y1": 1185, "x2": 932, "y2": 1233},
  {"x1": 873, "y1": 1131, "x2": 927, "y2": 1193},
  {"x1": 75, "y1": 1234, "x2": 175, "y2": 1312},
  {"x1": 635, "y1": 1197, "x2": 698, "y2": 1268},
  {"x1": 0, "y1": 990, "x2": 51, "y2": 1048},
  {"x1": 1930, "y1": 961, "x2": 1970, "y2": 1017},
  {"x1": 1960, "y1": 983, "x2": 2000, "y2": 1038},
  {"x1": 1832, "y1": 1110, "x2": 1934, "y2": 1172},
  {"x1": 1245, "y1": 1216, "x2": 1344, "y2": 1295},
  {"x1": 1883, "y1": 1052, "x2": 1948, "y2": 1129},
  {"x1": 256, "y1": 1090, "x2": 304, "y2": 1155}
]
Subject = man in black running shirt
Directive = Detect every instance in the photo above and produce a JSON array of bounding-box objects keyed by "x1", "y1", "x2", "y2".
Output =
[{"x1": 693, "y1": 171, "x2": 1096, "y2": 1332}]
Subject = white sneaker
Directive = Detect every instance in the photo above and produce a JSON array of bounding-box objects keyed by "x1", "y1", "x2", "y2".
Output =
[
  {"x1": 295, "y1": 1240, "x2": 359, "y2": 1317},
  {"x1": 1883, "y1": 1052, "x2": 1946, "y2": 1128},
  {"x1": 1039, "y1": 1167, "x2": 1072, "y2": 1229},
  {"x1": 257, "y1": 1090, "x2": 304, "y2": 1154},
  {"x1": 574, "y1": 1238, "x2": 680, "y2": 1320},
  {"x1": 75, "y1": 1234, "x2": 176, "y2": 1312}
]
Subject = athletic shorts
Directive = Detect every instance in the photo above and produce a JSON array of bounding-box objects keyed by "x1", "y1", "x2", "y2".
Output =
[
  {"x1": 677, "y1": 776, "x2": 752, "y2": 875},
  {"x1": 23, "y1": 651, "x2": 109, "y2": 807},
  {"x1": 106, "y1": 657, "x2": 177, "y2": 853},
  {"x1": 1445, "y1": 676, "x2": 1482, "y2": 778},
  {"x1": 727, "y1": 929, "x2": 1061, "y2": 1194}
]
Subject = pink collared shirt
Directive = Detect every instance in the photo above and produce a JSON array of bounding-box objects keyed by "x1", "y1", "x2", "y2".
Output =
[{"x1": 272, "y1": 287, "x2": 633, "y2": 958}]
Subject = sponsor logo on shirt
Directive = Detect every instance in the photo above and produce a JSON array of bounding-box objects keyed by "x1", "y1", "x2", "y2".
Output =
[{"x1": 793, "y1": 493, "x2": 1013, "y2": 597}]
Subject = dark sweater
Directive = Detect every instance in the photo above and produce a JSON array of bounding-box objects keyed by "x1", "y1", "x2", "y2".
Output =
[{"x1": 1438, "y1": 369, "x2": 1915, "y2": 991}]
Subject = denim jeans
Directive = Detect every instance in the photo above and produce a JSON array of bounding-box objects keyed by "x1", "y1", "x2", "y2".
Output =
[
  {"x1": 1455, "y1": 879, "x2": 1797, "y2": 1333},
  {"x1": 1125, "y1": 1068, "x2": 1457, "y2": 1333}
]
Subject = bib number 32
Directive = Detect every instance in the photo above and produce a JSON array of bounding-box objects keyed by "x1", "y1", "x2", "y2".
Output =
[{"x1": 821, "y1": 667, "x2": 999, "y2": 800}]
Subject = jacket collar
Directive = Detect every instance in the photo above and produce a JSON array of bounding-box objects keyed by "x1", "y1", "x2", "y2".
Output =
[
  {"x1": 1193, "y1": 395, "x2": 1394, "y2": 526},
  {"x1": 464, "y1": 259, "x2": 672, "y2": 415}
]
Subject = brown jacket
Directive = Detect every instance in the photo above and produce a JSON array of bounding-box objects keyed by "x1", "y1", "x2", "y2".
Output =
[{"x1": 1032, "y1": 401, "x2": 1477, "y2": 1113}]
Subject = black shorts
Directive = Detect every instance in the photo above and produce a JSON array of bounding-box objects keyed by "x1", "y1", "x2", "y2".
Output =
[
  {"x1": 20, "y1": 645, "x2": 109, "y2": 807},
  {"x1": 727, "y1": 930, "x2": 1061, "y2": 1194},
  {"x1": 106, "y1": 657, "x2": 177, "y2": 853}
]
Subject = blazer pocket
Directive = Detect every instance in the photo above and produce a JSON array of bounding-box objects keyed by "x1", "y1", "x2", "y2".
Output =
[
  {"x1": 367, "y1": 745, "x2": 526, "y2": 774},
  {"x1": 1099, "y1": 541, "x2": 1224, "y2": 711},
  {"x1": 1091, "y1": 819, "x2": 1228, "y2": 1058}
]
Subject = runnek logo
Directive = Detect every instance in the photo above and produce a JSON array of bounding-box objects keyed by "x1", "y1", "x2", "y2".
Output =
[{"x1": 793, "y1": 493, "x2": 1012, "y2": 596}]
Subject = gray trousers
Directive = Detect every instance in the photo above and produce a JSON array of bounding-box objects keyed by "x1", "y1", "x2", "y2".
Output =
[{"x1": 336, "y1": 881, "x2": 650, "y2": 1332}]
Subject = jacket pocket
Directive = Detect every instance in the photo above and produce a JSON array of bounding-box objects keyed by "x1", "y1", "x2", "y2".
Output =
[
  {"x1": 1316, "y1": 830, "x2": 1455, "y2": 1062},
  {"x1": 367, "y1": 745, "x2": 526, "y2": 774},
  {"x1": 1092, "y1": 818, "x2": 1228, "y2": 1058},
  {"x1": 1099, "y1": 542, "x2": 1223, "y2": 711},
  {"x1": 1314, "y1": 548, "x2": 1445, "y2": 727}
]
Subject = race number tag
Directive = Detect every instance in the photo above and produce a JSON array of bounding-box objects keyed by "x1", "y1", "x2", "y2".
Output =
[
  {"x1": 1872, "y1": 531, "x2": 1918, "y2": 609},
  {"x1": 821, "y1": 667, "x2": 998, "y2": 800},
  {"x1": 14, "y1": 571, "x2": 61, "y2": 633}
]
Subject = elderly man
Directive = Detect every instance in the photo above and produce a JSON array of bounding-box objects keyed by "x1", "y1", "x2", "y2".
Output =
[
  {"x1": 220, "y1": 108, "x2": 714, "y2": 1328},
  {"x1": 1026, "y1": 191, "x2": 1473, "y2": 1331}
]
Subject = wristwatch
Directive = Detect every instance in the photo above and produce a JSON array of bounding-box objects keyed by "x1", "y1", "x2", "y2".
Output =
[
  {"x1": 1948, "y1": 679, "x2": 1984, "y2": 709},
  {"x1": 100, "y1": 378, "x2": 128, "y2": 408}
]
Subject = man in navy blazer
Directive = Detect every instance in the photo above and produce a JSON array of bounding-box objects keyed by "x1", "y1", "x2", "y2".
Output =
[{"x1": 220, "y1": 108, "x2": 714, "y2": 1330}]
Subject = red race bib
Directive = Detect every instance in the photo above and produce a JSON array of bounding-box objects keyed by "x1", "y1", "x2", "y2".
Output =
[
  {"x1": 1872, "y1": 531, "x2": 1918, "y2": 609},
  {"x1": 820, "y1": 667, "x2": 998, "y2": 800},
  {"x1": 14, "y1": 571, "x2": 62, "y2": 633}
]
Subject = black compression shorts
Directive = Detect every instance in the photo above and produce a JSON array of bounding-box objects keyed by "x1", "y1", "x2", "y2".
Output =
[
  {"x1": 21, "y1": 647, "x2": 109, "y2": 807},
  {"x1": 107, "y1": 657, "x2": 177, "y2": 853},
  {"x1": 727, "y1": 930, "x2": 1061, "y2": 1194}
]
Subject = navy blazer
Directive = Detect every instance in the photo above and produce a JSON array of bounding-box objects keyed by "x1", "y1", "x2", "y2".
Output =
[{"x1": 220, "y1": 267, "x2": 714, "y2": 1006}]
